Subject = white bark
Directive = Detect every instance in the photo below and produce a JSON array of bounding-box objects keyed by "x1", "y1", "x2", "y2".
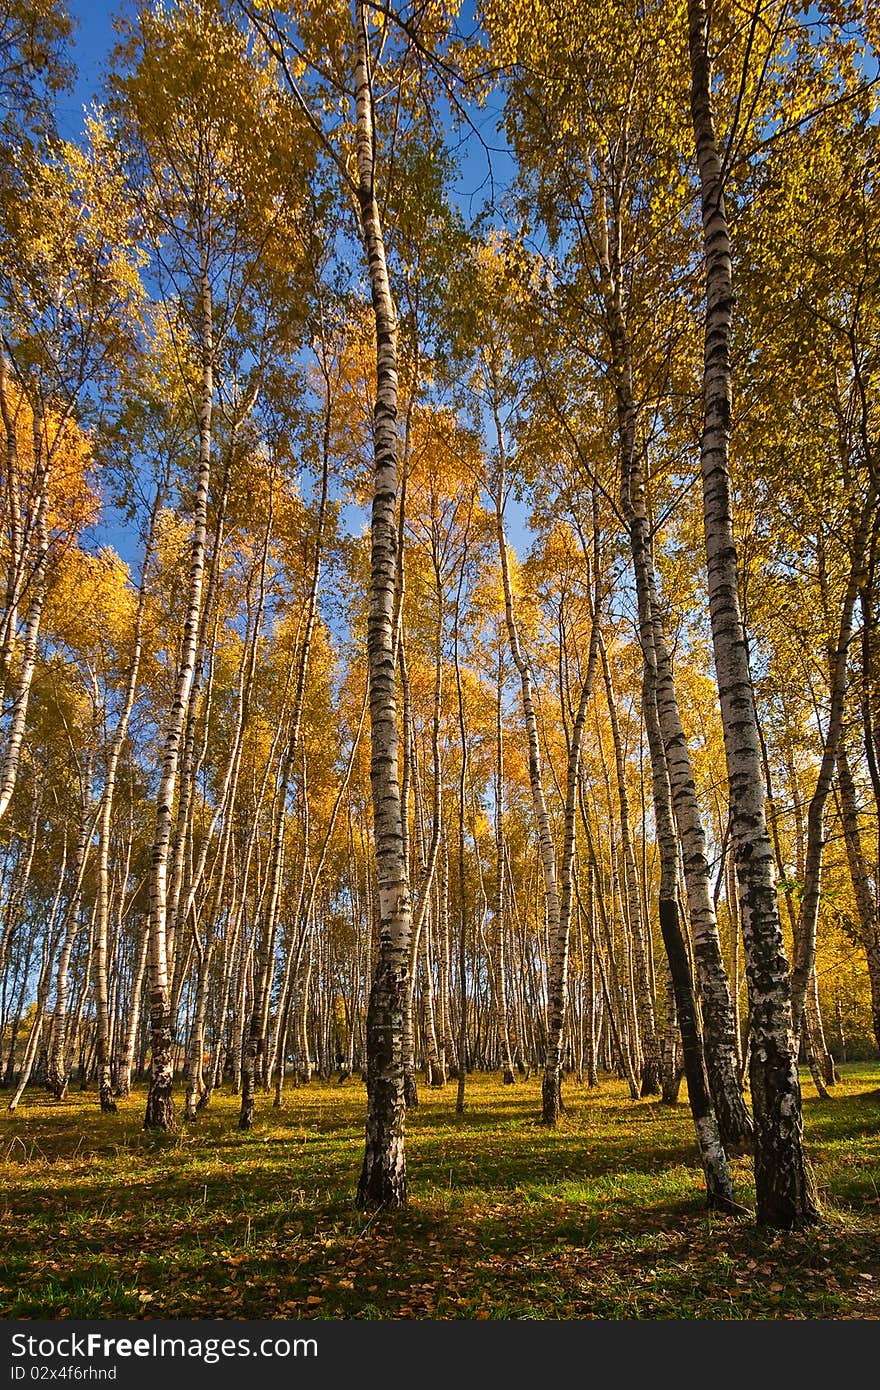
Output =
[
  {"x1": 354, "y1": 0, "x2": 412, "y2": 1209},
  {"x1": 687, "y1": 0, "x2": 817, "y2": 1225},
  {"x1": 144, "y1": 263, "x2": 213, "y2": 1131}
]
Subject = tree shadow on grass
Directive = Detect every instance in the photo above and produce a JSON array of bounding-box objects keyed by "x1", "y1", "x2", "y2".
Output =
[{"x1": 3, "y1": 1070, "x2": 880, "y2": 1318}]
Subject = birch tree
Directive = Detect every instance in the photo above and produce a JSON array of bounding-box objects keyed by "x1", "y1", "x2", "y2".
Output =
[
  {"x1": 112, "y1": 0, "x2": 310, "y2": 1129},
  {"x1": 686, "y1": 0, "x2": 818, "y2": 1226}
]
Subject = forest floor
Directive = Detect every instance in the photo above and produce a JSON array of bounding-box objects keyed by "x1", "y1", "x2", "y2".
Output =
[{"x1": 2, "y1": 1064, "x2": 880, "y2": 1320}]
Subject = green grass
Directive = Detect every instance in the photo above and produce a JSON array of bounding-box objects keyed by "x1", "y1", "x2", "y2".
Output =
[{"x1": 2, "y1": 1064, "x2": 880, "y2": 1319}]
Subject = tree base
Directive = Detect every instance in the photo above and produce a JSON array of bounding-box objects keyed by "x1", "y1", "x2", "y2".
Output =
[
  {"x1": 47, "y1": 1072, "x2": 68, "y2": 1102},
  {"x1": 541, "y1": 1071, "x2": 564, "y2": 1126},
  {"x1": 640, "y1": 1062, "x2": 662, "y2": 1098},
  {"x1": 356, "y1": 1154, "x2": 407, "y2": 1211},
  {"x1": 143, "y1": 1083, "x2": 176, "y2": 1132}
]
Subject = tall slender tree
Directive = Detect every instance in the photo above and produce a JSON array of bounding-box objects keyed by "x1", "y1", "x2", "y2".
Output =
[{"x1": 686, "y1": 0, "x2": 818, "y2": 1226}]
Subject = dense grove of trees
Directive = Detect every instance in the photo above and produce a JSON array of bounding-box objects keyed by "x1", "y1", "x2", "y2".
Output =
[{"x1": 0, "y1": 0, "x2": 878, "y2": 1228}]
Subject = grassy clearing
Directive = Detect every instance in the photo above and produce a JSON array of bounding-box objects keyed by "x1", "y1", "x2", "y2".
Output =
[{"x1": 2, "y1": 1064, "x2": 880, "y2": 1320}]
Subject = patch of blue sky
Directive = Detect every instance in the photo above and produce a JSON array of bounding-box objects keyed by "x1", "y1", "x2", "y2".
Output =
[{"x1": 57, "y1": 1, "x2": 534, "y2": 574}]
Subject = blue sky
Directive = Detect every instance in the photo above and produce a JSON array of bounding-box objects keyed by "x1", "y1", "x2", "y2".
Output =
[
  {"x1": 58, "y1": 0, "x2": 530, "y2": 565},
  {"x1": 60, "y1": 0, "x2": 516, "y2": 198},
  {"x1": 57, "y1": 1, "x2": 125, "y2": 139}
]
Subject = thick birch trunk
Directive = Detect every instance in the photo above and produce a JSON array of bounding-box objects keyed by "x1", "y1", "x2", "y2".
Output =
[
  {"x1": 354, "y1": 0, "x2": 411, "y2": 1209},
  {"x1": 687, "y1": 0, "x2": 818, "y2": 1225}
]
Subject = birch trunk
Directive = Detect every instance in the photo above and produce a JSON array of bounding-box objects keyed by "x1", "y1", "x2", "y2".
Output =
[
  {"x1": 144, "y1": 262, "x2": 213, "y2": 1131},
  {"x1": 494, "y1": 423, "x2": 590, "y2": 1125},
  {"x1": 593, "y1": 165, "x2": 752, "y2": 1152},
  {"x1": 403, "y1": 555, "x2": 445, "y2": 1098},
  {"x1": 836, "y1": 745, "x2": 880, "y2": 1049},
  {"x1": 93, "y1": 492, "x2": 161, "y2": 1112},
  {"x1": 7, "y1": 835, "x2": 69, "y2": 1110},
  {"x1": 494, "y1": 476, "x2": 557, "y2": 1119},
  {"x1": 240, "y1": 383, "x2": 327, "y2": 1127},
  {"x1": 598, "y1": 631, "x2": 661, "y2": 1095},
  {"x1": 398, "y1": 637, "x2": 425, "y2": 1102},
  {"x1": 272, "y1": 688, "x2": 365, "y2": 1102},
  {"x1": 354, "y1": 0, "x2": 412, "y2": 1209},
  {"x1": 116, "y1": 923, "x2": 148, "y2": 1098},
  {"x1": 0, "y1": 350, "x2": 24, "y2": 699},
  {"x1": 790, "y1": 492, "x2": 875, "y2": 1039},
  {"x1": 644, "y1": 667, "x2": 741, "y2": 1210},
  {"x1": 493, "y1": 648, "x2": 515, "y2": 1083},
  {"x1": 437, "y1": 830, "x2": 456, "y2": 1078},
  {"x1": 183, "y1": 936, "x2": 214, "y2": 1120},
  {"x1": 687, "y1": 0, "x2": 818, "y2": 1225},
  {"x1": 578, "y1": 803, "x2": 642, "y2": 1099},
  {"x1": 0, "y1": 393, "x2": 56, "y2": 827},
  {"x1": 454, "y1": 573, "x2": 470, "y2": 1114},
  {"x1": 46, "y1": 784, "x2": 95, "y2": 1099}
]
